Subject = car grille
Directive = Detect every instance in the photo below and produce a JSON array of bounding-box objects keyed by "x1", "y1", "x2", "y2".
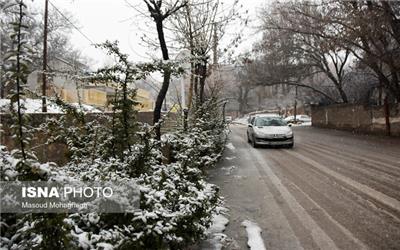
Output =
[{"x1": 257, "y1": 137, "x2": 293, "y2": 142}]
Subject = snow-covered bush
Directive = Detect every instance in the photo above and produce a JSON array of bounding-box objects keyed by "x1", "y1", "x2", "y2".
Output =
[
  {"x1": 1, "y1": 4, "x2": 227, "y2": 247},
  {"x1": 1, "y1": 114, "x2": 225, "y2": 249},
  {"x1": 167, "y1": 97, "x2": 228, "y2": 171}
]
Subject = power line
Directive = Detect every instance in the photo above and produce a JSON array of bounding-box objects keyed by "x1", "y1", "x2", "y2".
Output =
[{"x1": 48, "y1": 0, "x2": 96, "y2": 45}]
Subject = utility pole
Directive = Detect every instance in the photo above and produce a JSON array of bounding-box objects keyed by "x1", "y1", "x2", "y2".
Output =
[
  {"x1": 42, "y1": 0, "x2": 48, "y2": 112},
  {"x1": 0, "y1": 20, "x2": 3, "y2": 98},
  {"x1": 384, "y1": 95, "x2": 391, "y2": 136},
  {"x1": 294, "y1": 85, "x2": 298, "y2": 123}
]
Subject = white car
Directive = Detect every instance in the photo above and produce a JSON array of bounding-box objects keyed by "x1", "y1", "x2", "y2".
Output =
[
  {"x1": 247, "y1": 116, "x2": 294, "y2": 148},
  {"x1": 284, "y1": 115, "x2": 311, "y2": 124},
  {"x1": 225, "y1": 116, "x2": 233, "y2": 123}
]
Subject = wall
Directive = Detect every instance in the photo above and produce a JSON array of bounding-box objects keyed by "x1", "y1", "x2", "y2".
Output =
[
  {"x1": 311, "y1": 103, "x2": 400, "y2": 136},
  {"x1": 0, "y1": 112, "x2": 178, "y2": 164}
]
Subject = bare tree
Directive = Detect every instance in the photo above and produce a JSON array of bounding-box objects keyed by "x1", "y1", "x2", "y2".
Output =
[
  {"x1": 258, "y1": 0, "x2": 400, "y2": 103},
  {"x1": 142, "y1": 0, "x2": 187, "y2": 139},
  {"x1": 333, "y1": 1, "x2": 400, "y2": 103},
  {"x1": 259, "y1": 1, "x2": 351, "y2": 103},
  {"x1": 169, "y1": 0, "x2": 244, "y2": 106},
  {"x1": 229, "y1": 59, "x2": 257, "y2": 114}
]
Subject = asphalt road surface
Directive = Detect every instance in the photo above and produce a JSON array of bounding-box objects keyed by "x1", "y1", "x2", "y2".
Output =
[{"x1": 208, "y1": 124, "x2": 400, "y2": 250}]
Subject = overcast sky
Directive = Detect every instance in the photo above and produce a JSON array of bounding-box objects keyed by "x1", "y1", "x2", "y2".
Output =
[{"x1": 35, "y1": 0, "x2": 267, "y2": 69}]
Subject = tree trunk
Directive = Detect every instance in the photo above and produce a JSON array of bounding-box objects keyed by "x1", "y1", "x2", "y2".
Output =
[
  {"x1": 193, "y1": 64, "x2": 199, "y2": 101},
  {"x1": 153, "y1": 19, "x2": 170, "y2": 139},
  {"x1": 156, "y1": 20, "x2": 169, "y2": 60},
  {"x1": 187, "y1": 61, "x2": 194, "y2": 109},
  {"x1": 199, "y1": 62, "x2": 207, "y2": 103},
  {"x1": 153, "y1": 68, "x2": 172, "y2": 139},
  {"x1": 186, "y1": 4, "x2": 195, "y2": 110},
  {"x1": 16, "y1": 2, "x2": 26, "y2": 160},
  {"x1": 337, "y1": 85, "x2": 348, "y2": 103}
]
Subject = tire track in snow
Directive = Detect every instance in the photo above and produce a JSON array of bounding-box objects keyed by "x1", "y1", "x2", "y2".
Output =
[
  {"x1": 231, "y1": 125, "x2": 400, "y2": 249},
  {"x1": 301, "y1": 127, "x2": 400, "y2": 160},
  {"x1": 285, "y1": 150, "x2": 400, "y2": 213},
  {"x1": 266, "y1": 145, "x2": 400, "y2": 248},
  {"x1": 297, "y1": 143, "x2": 400, "y2": 200},
  {"x1": 288, "y1": 181, "x2": 369, "y2": 250},
  {"x1": 301, "y1": 141, "x2": 400, "y2": 179},
  {"x1": 251, "y1": 148, "x2": 339, "y2": 250},
  {"x1": 222, "y1": 127, "x2": 305, "y2": 250},
  {"x1": 305, "y1": 139, "x2": 400, "y2": 168}
]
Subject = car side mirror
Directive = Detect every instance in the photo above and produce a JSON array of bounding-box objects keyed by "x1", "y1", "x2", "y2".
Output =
[
  {"x1": 248, "y1": 124, "x2": 253, "y2": 128},
  {"x1": 288, "y1": 124, "x2": 292, "y2": 127}
]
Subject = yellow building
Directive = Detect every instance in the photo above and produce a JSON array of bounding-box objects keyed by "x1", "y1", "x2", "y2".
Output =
[
  {"x1": 81, "y1": 85, "x2": 154, "y2": 111},
  {"x1": 83, "y1": 86, "x2": 115, "y2": 108},
  {"x1": 136, "y1": 88, "x2": 154, "y2": 111}
]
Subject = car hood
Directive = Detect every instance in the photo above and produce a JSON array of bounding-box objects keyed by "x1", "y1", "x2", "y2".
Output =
[{"x1": 254, "y1": 126, "x2": 292, "y2": 135}]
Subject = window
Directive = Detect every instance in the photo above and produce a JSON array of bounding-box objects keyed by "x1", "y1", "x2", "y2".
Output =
[{"x1": 255, "y1": 117, "x2": 287, "y2": 126}]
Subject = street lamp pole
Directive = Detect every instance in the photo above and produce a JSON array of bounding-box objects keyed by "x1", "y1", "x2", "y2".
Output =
[
  {"x1": 222, "y1": 101, "x2": 228, "y2": 123},
  {"x1": 175, "y1": 50, "x2": 190, "y2": 111}
]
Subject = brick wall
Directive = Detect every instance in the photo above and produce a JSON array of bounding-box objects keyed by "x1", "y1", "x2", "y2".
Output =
[{"x1": 311, "y1": 103, "x2": 400, "y2": 136}]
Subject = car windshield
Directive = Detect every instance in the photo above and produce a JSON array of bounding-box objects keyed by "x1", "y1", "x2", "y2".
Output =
[{"x1": 255, "y1": 117, "x2": 287, "y2": 126}]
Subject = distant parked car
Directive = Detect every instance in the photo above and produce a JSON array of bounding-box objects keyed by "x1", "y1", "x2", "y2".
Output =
[
  {"x1": 225, "y1": 116, "x2": 233, "y2": 123},
  {"x1": 284, "y1": 115, "x2": 311, "y2": 124},
  {"x1": 247, "y1": 116, "x2": 294, "y2": 148}
]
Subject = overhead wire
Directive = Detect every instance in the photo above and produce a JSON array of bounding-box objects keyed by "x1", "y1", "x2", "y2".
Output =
[{"x1": 48, "y1": 0, "x2": 96, "y2": 46}]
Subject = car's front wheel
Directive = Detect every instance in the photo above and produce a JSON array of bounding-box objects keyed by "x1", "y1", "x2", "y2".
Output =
[
  {"x1": 247, "y1": 132, "x2": 251, "y2": 143},
  {"x1": 251, "y1": 136, "x2": 258, "y2": 148}
]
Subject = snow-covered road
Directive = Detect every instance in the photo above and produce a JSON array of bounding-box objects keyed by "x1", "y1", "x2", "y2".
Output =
[{"x1": 206, "y1": 124, "x2": 400, "y2": 249}]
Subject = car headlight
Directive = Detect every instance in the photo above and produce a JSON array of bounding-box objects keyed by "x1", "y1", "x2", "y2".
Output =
[
  {"x1": 285, "y1": 131, "x2": 293, "y2": 137},
  {"x1": 254, "y1": 130, "x2": 264, "y2": 136}
]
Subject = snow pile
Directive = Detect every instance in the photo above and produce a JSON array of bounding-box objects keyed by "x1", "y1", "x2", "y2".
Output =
[
  {"x1": 201, "y1": 206, "x2": 230, "y2": 250},
  {"x1": 225, "y1": 156, "x2": 236, "y2": 161},
  {"x1": 241, "y1": 220, "x2": 267, "y2": 250},
  {"x1": 209, "y1": 214, "x2": 229, "y2": 234},
  {"x1": 221, "y1": 165, "x2": 236, "y2": 175},
  {"x1": 225, "y1": 142, "x2": 236, "y2": 151}
]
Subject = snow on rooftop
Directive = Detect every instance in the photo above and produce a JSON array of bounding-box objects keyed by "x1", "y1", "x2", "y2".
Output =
[{"x1": 0, "y1": 98, "x2": 101, "y2": 114}]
